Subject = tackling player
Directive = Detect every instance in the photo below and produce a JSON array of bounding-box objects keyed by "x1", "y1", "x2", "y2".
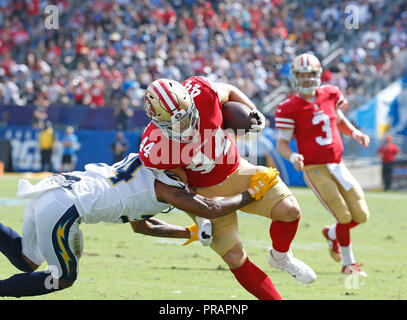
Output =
[
  {"x1": 0, "y1": 153, "x2": 277, "y2": 297},
  {"x1": 275, "y1": 53, "x2": 370, "y2": 276},
  {"x1": 139, "y1": 76, "x2": 317, "y2": 300}
]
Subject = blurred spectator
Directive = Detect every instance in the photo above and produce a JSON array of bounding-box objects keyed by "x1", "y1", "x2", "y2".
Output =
[
  {"x1": 389, "y1": 22, "x2": 407, "y2": 50},
  {"x1": 377, "y1": 135, "x2": 401, "y2": 190},
  {"x1": 61, "y1": 125, "x2": 78, "y2": 172},
  {"x1": 114, "y1": 96, "x2": 134, "y2": 131},
  {"x1": 0, "y1": 76, "x2": 24, "y2": 105},
  {"x1": 88, "y1": 79, "x2": 105, "y2": 108},
  {"x1": 362, "y1": 24, "x2": 382, "y2": 51},
  {"x1": 38, "y1": 120, "x2": 55, "y2": 172},
  {"x1": 32, "y1": 93, "x2": 50, "y2": 129},
  {"x1": 111, "y1": 131, "x2": 129, "y2": 164},
  {"x1": 71, "y1": 77, "x2": 88, "y2": 105}
]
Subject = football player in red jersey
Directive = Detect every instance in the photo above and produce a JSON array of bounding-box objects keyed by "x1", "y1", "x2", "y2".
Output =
[
  {"x1": 275, "y1": 53, "x2": 370, "y2": 276},
  {"x1": 139, "y1": 76, "x2": 317, "y2": 300}
]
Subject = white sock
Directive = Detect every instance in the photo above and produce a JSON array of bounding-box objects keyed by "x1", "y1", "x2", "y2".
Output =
[
  {"x1": 328, "y1": 224, "x2": 337, "y2": 240},
  {"x1": 340, "y1": 243, "x2": 355, "y2": 266}
]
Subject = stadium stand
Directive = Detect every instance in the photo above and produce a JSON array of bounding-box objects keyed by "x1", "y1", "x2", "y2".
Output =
[{"x1": 0, "y1": 0, "x2": 406, "y2": 127}]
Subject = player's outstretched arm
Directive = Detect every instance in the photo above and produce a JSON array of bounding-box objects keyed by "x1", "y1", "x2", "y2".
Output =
[
  {"x1": 214, "y1": 82, "x2": 257, "y2": 109},
  {"x1": 130, "y1": 218, "x2": 212, "y2": 247},
  {"x1": 130, "y1": 218, "x2": 190, "y2": 239},
  {"x1": 154, "y1": 168, "x2": 280, "y2": 219}
]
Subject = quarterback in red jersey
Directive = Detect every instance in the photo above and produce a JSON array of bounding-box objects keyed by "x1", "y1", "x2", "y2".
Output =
[
  {"x1": 140, "y1": 76, "x2": 316, "y2": 300},
  {"x1": 275, "y1": 53, "x2": 370, "y2": 276}
]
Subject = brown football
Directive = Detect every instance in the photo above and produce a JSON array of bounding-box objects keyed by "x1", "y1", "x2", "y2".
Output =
[{"x1": 222, "y1": 101, "x2": 258, "y2": 134}]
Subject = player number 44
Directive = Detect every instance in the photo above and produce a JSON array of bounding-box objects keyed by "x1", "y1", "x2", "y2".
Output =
[{"x1": 140, "y1": 136, "x2": 155, "y2": 158}]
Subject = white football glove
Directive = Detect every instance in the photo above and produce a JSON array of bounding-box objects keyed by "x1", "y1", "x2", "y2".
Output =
[
  {"x1": 195, "y1": 216, "x2": 213, "y2": 246},
  {"x1": 249, "y1": 109, "x2": 266, "y2": 133}
]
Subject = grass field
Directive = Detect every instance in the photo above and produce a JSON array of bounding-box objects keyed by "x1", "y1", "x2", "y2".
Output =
[{"x1": 0, "y1": 174, "x2": 406, "y2": 300}]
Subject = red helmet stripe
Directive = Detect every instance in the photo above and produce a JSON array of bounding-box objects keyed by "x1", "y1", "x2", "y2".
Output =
[
  {"x1": 302, "y1": 54, "x2": 308, "y2": 67},
  {"x1": 151, "y1": 82, "x2": 176, "y2": 115},
  {"x1": 158, "y1": 80, "x2": 181, "y2": 112}
]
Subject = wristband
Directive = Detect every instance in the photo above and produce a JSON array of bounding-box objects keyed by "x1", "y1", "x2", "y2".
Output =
[
  {"x1": 289, "y1": 152, "x2": 300, "y2": 164},
  {"x1": 351, "y1": 129, "x2": 362, "y2": 139}
]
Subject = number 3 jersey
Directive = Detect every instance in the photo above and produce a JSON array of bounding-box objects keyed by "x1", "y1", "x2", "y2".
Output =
[
  {"x1": 275, "y1": 85, "x2": 348, "y2": 165},
  {"x1": 139, "y1": 76, "x2": 240, "y2": 187},
  {"x1": 17, "y1": 153, "x2": 183, "y2": 224}
]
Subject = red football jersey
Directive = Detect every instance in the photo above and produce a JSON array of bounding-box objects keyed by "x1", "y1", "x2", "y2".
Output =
[
  {"x1": 275, "y1": 85, "x2": 348, "y2": 165},
  {"x1": 139, "y1": 76, "x2": 240, "y2": 187}
]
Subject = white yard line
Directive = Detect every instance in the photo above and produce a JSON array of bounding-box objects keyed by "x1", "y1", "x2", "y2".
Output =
[{"x1": 0, "y1": 197, "x2": 27, "y2": 206}]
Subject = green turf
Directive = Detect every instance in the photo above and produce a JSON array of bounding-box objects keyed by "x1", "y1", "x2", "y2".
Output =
[{"x1": 0, "y1": 174, "x2": 406, "y2": 300}]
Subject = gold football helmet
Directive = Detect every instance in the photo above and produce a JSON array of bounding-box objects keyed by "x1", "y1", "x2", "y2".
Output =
[
  {"x1": 144, "y1": 78, "x2": 200, "y2": 143},
  {"x1": 290, "y1": 53, "x2": 322, "y2": 94}
]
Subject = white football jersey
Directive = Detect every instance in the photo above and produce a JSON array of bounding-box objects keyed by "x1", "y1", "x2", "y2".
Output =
[
  {"x1": 65, "y1": 153, "x2": 186, "y2": 224},
  {"x1": 17, "y1": 153, "x2": 185, "y2": 224}
]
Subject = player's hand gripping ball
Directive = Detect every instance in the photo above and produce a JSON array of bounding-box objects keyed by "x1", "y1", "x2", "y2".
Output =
[{"x1": 222, "y1": 101, "x2": 261, "y2": 134}]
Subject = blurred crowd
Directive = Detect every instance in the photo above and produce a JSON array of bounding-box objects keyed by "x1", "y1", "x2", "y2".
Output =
[
  {"x1": 0, "y1": 0, "x2": 406, "y2": 128},
  {"x1": 323, "y1": 0, "x2": 407, "y2": 109}
]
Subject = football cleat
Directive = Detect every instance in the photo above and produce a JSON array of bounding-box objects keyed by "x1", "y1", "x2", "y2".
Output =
[
  {"x1": 267, "y1": 247, "x2": 317, "y2": 284},
  {"x1": 342, "y1": 263, "x2": 367, "y2": 277},
  {"x1": 322, "y1": 227, "x2": 341, "y2": 262}
]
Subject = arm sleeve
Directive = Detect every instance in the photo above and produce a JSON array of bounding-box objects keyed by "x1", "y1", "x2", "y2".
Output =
[
  {"x1": 195, "y1": 76, "x2": 217, "y2": 95},
  {"x1": 277, "y1": 128, "x2": 294, "y2": 141},
  {"x1": 274, "y1": 103, "x2": 295, "y2": 130},
  {"x1": 333, "y1": 87, "x2": 348, "y2": 111}
]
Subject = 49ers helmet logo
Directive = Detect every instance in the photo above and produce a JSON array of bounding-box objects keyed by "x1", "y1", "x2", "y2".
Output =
[{"x1": 144, "y1": 97, "x2": 156, "y2": 119}]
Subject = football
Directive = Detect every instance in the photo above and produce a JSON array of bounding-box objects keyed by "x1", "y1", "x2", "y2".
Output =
[{"x1": 222, "y1": 101, "x2": 258, "y2": 134}]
